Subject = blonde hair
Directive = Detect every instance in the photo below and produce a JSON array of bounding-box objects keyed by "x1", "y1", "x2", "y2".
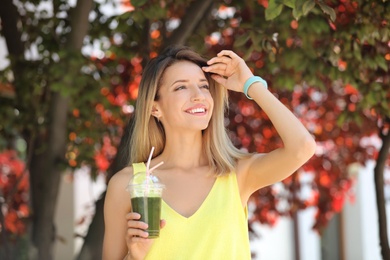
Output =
[{"x1": 129, "y1": 46, "x2": 248, "y2": 175}]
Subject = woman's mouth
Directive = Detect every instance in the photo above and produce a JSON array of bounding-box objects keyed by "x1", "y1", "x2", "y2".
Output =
[{"x1": 186, "y1": 107, "x2": 206, "y2": 114}]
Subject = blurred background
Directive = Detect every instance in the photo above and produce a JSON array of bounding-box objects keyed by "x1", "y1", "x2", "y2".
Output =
[{"x1": 0, "y1": 0, "x2": 389, "y2": 259}]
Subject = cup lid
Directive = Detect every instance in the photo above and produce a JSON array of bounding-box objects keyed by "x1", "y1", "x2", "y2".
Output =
[{"x1": 129, "y1": 172, "x2": 163, "y2": 186}]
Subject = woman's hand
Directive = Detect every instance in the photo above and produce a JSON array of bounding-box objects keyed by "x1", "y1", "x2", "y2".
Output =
[
  {"x1": 202, "y1": 50, "x2": 254, "y2": 93},
  {"x1": 125, "y1": 212, "x2": 166, "y2": 260}
]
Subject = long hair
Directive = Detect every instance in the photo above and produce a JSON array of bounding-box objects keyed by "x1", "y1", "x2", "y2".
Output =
[{"x1": 129, "y1": 46, "x2": 248, "y2": 175}]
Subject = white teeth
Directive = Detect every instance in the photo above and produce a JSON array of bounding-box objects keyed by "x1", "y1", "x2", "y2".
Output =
[{"x1": 188, "y1": 108, "x2": 205, "y2": 114}]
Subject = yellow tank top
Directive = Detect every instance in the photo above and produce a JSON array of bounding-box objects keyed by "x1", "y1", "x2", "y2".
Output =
[{"x1": 132, "y1": 163, "x2": 251, "y2": 260}]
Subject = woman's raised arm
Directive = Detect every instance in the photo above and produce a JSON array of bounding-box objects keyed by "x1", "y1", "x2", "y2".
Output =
[{"x1": 203, "y1": 50, "x2": 316, "y2": 202}]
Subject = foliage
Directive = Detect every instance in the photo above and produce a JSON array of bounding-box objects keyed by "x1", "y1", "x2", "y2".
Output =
[{"x1": 0, "y1": 151, "x2": 29, "y2": 237}]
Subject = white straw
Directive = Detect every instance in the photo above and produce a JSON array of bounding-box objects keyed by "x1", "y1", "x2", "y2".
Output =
[
  {"x1": 146, "y1": 146, "x2": 155, "y2": 176},
  {"x1": 149, "y1": 161, "x2": 164, "y2": 173}
]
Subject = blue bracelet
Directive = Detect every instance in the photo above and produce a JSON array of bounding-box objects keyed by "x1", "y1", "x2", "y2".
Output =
[{"x1": 243, "y1": 76, "x2": 268, "y2": 100}]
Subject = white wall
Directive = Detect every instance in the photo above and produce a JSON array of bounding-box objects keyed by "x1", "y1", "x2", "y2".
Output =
[
  {"x1": 54, "y1": 167, "x2": 106, "y2": 259},
  {"x1": 73, "y1": 167, "x2": 106, "y2": 256},
  {"x1": 342, "y1": 160, "x2": 390, "y2": 260},
  {"x1": 0, "y1": 37, "x2": 9, "y2": 69},
  {"x1": 251, "y1": 217, "x2": 295, "y2": 260},
  {"x1": 250, "y1": 207, "x2": 321, "y2": 260},
  {"x1": 54, "y1": 171, "x2": 75, "y2": 260},
  {"x1": 298, "y1": 207, "x2": 321, "y2": 260}
]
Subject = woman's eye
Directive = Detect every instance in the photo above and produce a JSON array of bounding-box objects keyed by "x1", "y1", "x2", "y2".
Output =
[
  {"x1": 175, "y1": 86, "x2": 186, "y2": 91},
  {"x1": 201, "y1": 85, "x2": 210, "y2": 90}
]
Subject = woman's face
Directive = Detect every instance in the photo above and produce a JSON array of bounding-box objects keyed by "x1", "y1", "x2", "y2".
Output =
[{"x1": 153, "y1": 60, "x2": 214, "y2": 132}]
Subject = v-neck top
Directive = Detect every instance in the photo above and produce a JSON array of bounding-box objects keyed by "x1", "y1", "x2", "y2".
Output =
[{"x1": 132, "y1": 163, "x2": 251, "y2": 260}]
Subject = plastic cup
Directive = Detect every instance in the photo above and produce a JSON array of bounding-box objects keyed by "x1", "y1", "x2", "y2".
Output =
[{"x1": 127, "y1": 172, "x2": 165, "y2": 238}]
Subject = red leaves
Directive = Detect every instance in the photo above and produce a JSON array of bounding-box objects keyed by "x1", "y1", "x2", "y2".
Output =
[
  {"x1": 331, "y1": 192, "x2": 345, "y2": 212},
  {"x1": 319, "y1": 171, "x2": 331, "y2": 187},
  {"x1": 344, "y1": 84, "x2": 358, "y2": 95},
  {"x1": 337, "y1": 59, "x2": 347, "y2": 71},
  {"x1": 67, "y1": 57, "x2": 145, "y2": 172},
  {"x1": 290, "y1": 20, "x2": 298, "y2": 30},
  {"x1": 94, "y1": 152, "x2": 110, "y2": 172},
  {"x1": 232, "y1": 81, "x2": 381, "y2": 232},
  {"x1": 262, "y1": 128, "x2": 273, "y2": 139},
  {"x1": 94, "y1": 135, "x2": 117, "y2": 172},
  {"x1": 257, "y1": 0, "x2": 268, "y2": 8},
  {"x1": 0, "y1": 150, "x2": 29, "y2": 236}
]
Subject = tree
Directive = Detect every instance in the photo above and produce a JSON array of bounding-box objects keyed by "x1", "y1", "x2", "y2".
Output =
[
  {"x1": 0, "y1": 0, "x2": 94, "y2": 259},
  {"x1": 0, "y1": 0, "x2": 389, "y2": 259}
]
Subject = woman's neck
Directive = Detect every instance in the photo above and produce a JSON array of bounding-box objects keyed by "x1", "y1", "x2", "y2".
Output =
[{"x1": 156, "y1": 131, "x2": 207, "y2": 170}]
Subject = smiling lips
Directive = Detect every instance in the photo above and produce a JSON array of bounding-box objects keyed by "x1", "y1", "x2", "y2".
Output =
[{"x1": 185, "y1": 107, "x2": 207, "y2": 115}]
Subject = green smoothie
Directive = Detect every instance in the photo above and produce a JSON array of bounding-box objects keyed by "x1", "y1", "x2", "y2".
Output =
[{"x1": 131, "y1": 196, "x2": 162, "y2": 238}]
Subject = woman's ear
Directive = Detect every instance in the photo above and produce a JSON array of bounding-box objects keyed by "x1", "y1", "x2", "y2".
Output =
[{"x1": 151, "y1": 104, "x2": 160, "y2": 118}]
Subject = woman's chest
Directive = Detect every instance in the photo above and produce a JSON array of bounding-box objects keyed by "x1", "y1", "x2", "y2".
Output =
[{"x1": 155, "y1": 170, "x2": 217, "y2": 218}]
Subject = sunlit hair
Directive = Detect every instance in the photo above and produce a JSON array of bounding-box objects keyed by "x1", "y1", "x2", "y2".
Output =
[{"x1": 129, "y1": 45, "x2": 248, "y2": 175}]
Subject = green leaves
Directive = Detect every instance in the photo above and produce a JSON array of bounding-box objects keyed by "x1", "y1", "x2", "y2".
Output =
[
  {"x1": 282, "y1": 0, "x2": 295, "y2": 8},
  {"x1": 302, "y1": 0, "x2": 316, "y2": 16},
  {"x1": 265, "y1": 0, "x2": 284, "y2": 20},
  {"x1": 132, "y1": 0, "x2": 148, "y2": 7},
  {"x1": 318, "y1": 2, "x2": 336, "y2": 22},
  {"x1": 375, "y1": 55, "x2": 388, "y2": 72},
  {"x1": 266, "y1": 0, "x2": 336, "y2": 21},
  {"x1": 234, "y1": 34, "x2": 251, "y2": 48},
  {"x1": 292, "y1": 0, "x2": 305, "y2": 19}
]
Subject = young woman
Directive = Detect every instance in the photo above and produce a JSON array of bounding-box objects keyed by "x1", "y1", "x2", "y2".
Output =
[{"x1": 103, "y1": 46, "x2": 316, "y2": 260}]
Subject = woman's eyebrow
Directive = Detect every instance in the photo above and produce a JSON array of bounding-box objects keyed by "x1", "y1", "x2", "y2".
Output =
[
  {"x1": 171, "y1": 79, "x2": 188, "y2": 86},
  {"x1": 171, "y1": 78, "x2": 208, "y2": 86}
]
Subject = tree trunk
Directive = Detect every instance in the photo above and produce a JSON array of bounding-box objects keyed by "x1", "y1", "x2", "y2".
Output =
[
  {"x1": 374, "y1": 117, "x2": 390, "y2": 260},
  {"x1": 28, "y1": 1, "x2": 94, "y2": 259},
  {"x1": 0, "y1": 0, "x2": 24, "y2": 57},
  {"x1": 29, "y1": 93, "x2": 71, "y2": 260}
]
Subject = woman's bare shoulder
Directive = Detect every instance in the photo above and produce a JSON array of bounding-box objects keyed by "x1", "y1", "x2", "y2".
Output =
[
  {"x1": 107, "y1": 166, "x2": 134, "y2": 192},
  {"x1": 235, "y1": 154, "x2": 266, "y2": 186}
]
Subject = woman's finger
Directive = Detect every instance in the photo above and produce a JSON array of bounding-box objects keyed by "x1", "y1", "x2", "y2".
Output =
[
  {"x1": 160, "y1": 219, "x2": 166, "y2": 229},
  {"x1": 207, "y1": 56, "x2": 231, "y2": 66},
  {"x1": 203, "y1": 64, "x2": 227, "y2": 76},
  {"x1": 127, "y1": 227, "x2": 149, "y2": 238},
  {"x1": 127, "y1": 220, "x2": 148, "y2": 230},
  {"x1": 217, "y1": 50, "x2": 239, "y2": 59},
  {"x1": 210, "y1": 74, "x2": 227, "y2": 85},
  {"x1": 126, "y1": 212, "x2": 141, "y2": 221}
]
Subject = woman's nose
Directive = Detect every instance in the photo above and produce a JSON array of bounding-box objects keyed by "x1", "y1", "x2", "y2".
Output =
[{"x1": 191, "y1": 87, "x2": 206, "y2": 102}]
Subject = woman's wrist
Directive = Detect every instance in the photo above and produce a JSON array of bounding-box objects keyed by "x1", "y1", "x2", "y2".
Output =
[{"x1": 243, "y1": 76, "x2": 268, "y2": 100}]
